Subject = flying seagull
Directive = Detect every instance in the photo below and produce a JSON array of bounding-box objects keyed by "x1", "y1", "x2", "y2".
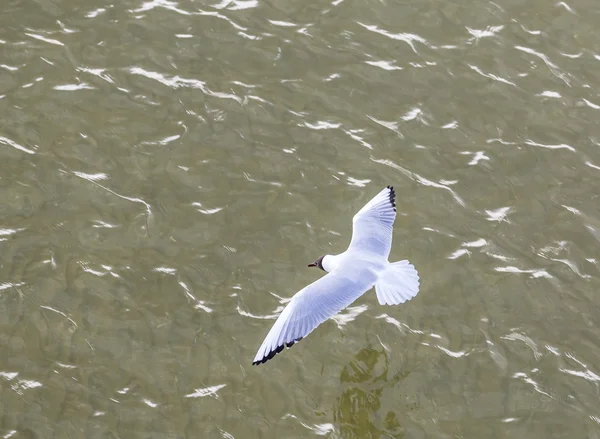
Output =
[{"x1": 252, "y1": 186, "x2": 419, "y2": 365}]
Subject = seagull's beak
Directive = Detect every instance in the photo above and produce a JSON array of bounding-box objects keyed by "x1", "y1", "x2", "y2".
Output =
[{"x1": 308, "y1": 262, "x2": 317, "y2": 268}]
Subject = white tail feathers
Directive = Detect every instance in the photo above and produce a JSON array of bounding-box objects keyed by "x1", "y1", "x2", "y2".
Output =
[{"x1": 375, "y1": 260, "x2": 420, "y2": 305}]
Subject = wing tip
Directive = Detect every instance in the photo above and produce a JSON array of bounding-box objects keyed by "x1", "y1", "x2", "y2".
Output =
[
  {"x1": 386, "y1": 185, "x2": 396, "y2": 212},
  {"x1": 252, "y1": 338, "x2": 303, "y2": 366}
]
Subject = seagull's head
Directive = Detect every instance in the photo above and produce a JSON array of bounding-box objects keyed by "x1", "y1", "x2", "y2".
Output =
[{"x1": 308, "y1": 255, "x2": 327, "y2": 272}]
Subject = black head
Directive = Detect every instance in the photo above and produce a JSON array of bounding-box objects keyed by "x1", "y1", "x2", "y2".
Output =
[{"x1": 308, "y1": 255, "x2": 325, "y2": 271}]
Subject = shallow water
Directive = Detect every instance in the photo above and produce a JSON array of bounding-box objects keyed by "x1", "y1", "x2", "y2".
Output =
[{"x1": 1, "y1": 0, "x2": 600, "y2": 437}]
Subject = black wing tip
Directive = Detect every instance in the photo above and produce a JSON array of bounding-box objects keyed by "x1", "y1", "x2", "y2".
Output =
[
  {"x1": 386, "y1": 185, "x2": 396, "y2": 211},
  {"x1": 252, "y1": 338, "x2": 303, "y2": 366}
]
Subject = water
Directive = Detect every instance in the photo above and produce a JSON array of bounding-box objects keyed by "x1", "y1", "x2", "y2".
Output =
[{"x1": 1, "y1": 0, "x2": 600, "y2": 437}]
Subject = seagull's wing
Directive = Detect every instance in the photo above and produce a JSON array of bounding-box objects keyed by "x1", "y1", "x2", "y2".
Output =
[
  {"x1": 347, "y1": 185, "x2": 396, "y2": 258},
  {"x1": 253, "y1": 270, "x2": 374, "y2": 365}
]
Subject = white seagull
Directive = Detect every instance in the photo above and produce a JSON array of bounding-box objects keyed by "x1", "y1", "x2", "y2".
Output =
[{"x1": 252, "y1": 186, "x2": 420, "y2": 365}]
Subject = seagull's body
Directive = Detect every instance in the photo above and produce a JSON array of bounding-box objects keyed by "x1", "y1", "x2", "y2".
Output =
[{"x1": 253, "y1": 186, "x2": 419, "y2": 365}]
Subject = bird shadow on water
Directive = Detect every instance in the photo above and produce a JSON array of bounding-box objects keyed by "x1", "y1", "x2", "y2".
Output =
[{"x1": 332, "y1": 346, "x2": 410, "y2": 439}]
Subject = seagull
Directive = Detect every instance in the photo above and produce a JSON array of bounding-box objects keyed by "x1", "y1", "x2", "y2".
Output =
[{"x1": 252, "y1": 186, "x2": 420, "y2": 365}]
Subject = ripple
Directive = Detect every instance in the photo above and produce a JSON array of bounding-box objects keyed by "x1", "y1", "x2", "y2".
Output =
[
  {"x1": 442, "y1": 120, "x2": 458, "y2": 129},
  {"x1": 132, "y1": 0, "x2": 190, "y2": 14},
  {"x1": 236, "y1": 305, "x2": 280, "y2": 320},
  {"x1": 24, "y1": 32, "x2": 63, "y2": 46},
  {"x1": 494, "y1": 266, "x2": 552, "y2": 279},
  {"x1": 1, "y1": 64, "x2": 21, "y2": 71},
  {"x1": 79, "y1": 261, "x2": 122, "y2": 278},
  {"x1": 301, "y1": 120, "x2": 341, "y2": 130},
  {"x1": 464, "y1": 238, "x2": 487, "y2": 248},
  {"x1": 377, "y1": 314, "x2": 425, "y2": 335},
  {"x1": 331, "y1": 304, "x2": 368, "y2": 328},
  {"x1": 140, "y1": 133, "x2": 181, "y2": 146},
  {"x1": 586, "y1": 161, "x2": 600, "y2": 171},
  {"x1": 373, "y1": 158, "x2": 465, "y2": 207},
  {"x1": 468, "y1": 64, "x2": 516, "y2": 86},
  {"x1": 561, "y1": 367, "x2": 600, "y2": 383},
  {"x1": 537, "y1": 90, "x2": 561, "y2": 98},
  {"x1": 0, "y1": 372, "x2": 18, "y2": 380},
  {"x1": 447, "y1": 238, "x2": 488, "y2": 260},
  {"x1": 141, "y1": 398, "x2": 159, "y2": 408},
  {"x1": 357, "y1": 22, "x2": 433, "y2": 53},
  {"x1": 179, "y1": 281, "x2": 213, "y2": 313},
  {"x1": 185, "y1": 383, "x2": 226, "y2": 399},
  {"x1": 434, "y1": 345, "x2": 469, "y2": 358},
  {"x1": 448, "y1": 248, "x2": 470, "y2": 260},
  {"x1": 556, "y1": 1, "x2": 576, "y2": 13},
  {"x1": 466, "y1": 25, "x2": 504, "y2": 41},
  {"x1": 40, "y1": 305, "x2": 78, "y2": 328},
  {"x1": 211, "y1": 0, "x2": 258, "y2": 10},
  {"x1": 128, "y1": 67, "x2": 243, "y2": 103},
  {"x1": 53, "y1": 83, "x2": 94, "y2": 91},
  {"x1": 153, "y1": 267, "x2": 176, "y2": 275},
  {"x1": 72, "y1": 171, "x2": 108, "y2": 181},
  {"x1": 367, "y1": 115, "x2": 403, "y2": 136},
  {"x1": 485, "y1": 206, "x2": 511, "y2": 222},
  {"x1": 0, "y1": 135, "x2": 36, "y2": 155},
  {"x1": 0, "y1": 373, "x2": 43, "y2": 395},
  {"x1": 344, "y1": 128, "x2": 373, "y2": 149},
  {"x1": 502, "y1": 332, "x2": 542, "y2": 359},
  {"x1": 346, "y1": 176, "x2": 370, "y2": 187},
  {"x1": 192, "y1": 202, "x2": 224, "y2": 215},
  {"x1": 515, "y1": 45, "x2": 571, "y2": 85},
  {"x1": 69, "y1": 170, "x2": 153, "y2": 228},
  {"x1": 0, "y1": 282, "x2": 25, "y2": 291},
  {"x1": 0, "y1": 228, "x2": 26, "y2": 237},
  {"x1": 536, "y1": 241, "x2": 591, "y2": 279},
  {"x1": 283, "y1": 414, "x2": 335, "y2": 436},
  {"x1": 401, "y1": 107, "x2": 426, "y2": 122},
  {"x1": 512, "y1": 372, "x2": 553, "y2": 398},
  {"x1": 268, "y1": 20, "x2": 298, "y2": 28},
  {"x1": 91, "y1": 220, "x2": 120, "y2": 229},
  {"x1": 460, "y1": 150, "x2": 490, "y2": 166},
  {"x1": 524, "y1": 139, "x2": 575, "y2": 152},
  {"x1": 85, "y1": 7, "x2": 107, "y2": 18},
  {"x1": 582, "y1": 98, "x2": 600, "y2": 109},
  {"x1": 364, "y1": 60, "x2": 402, "y2": 71}
]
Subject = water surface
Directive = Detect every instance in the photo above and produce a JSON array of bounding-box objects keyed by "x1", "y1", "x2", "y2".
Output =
[{"x1": 1, "y1": 0, "x2": 600, "y2": 437}]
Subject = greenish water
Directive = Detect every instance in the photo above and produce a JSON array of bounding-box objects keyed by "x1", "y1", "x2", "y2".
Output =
[{"x1": 1, "y1": 0, "x2": 600, "y2": 437}]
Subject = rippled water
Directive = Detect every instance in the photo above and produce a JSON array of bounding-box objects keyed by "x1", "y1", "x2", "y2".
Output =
[{"x1": 1, "y1": 0, "x2": 600, "y2": 437}]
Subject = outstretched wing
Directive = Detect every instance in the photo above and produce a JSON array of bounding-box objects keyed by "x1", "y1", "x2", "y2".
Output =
[
  {"x1": 348, "y1": 185, "x2": 396, "y2": 258},
  {"x1": 252, "y1": 270, "x2": 374, "y2": 365}
]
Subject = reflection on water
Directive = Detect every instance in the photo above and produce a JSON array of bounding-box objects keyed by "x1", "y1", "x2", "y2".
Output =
[
  {"x1": 334, "y1": 347, "x2": 407, "y2": 438},
  {"x1": 1, "y1": 0, "x2": 600, "y2": 437}
]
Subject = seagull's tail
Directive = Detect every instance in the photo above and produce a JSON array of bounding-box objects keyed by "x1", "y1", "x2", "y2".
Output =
[{"x1": 375, "y1": 260, "x2": 420, "y2": 305}]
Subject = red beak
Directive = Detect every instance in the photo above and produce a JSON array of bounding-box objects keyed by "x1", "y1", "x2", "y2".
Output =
[{"x1": 308, "y1": 262, "x2": 317, "y2": 267}]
